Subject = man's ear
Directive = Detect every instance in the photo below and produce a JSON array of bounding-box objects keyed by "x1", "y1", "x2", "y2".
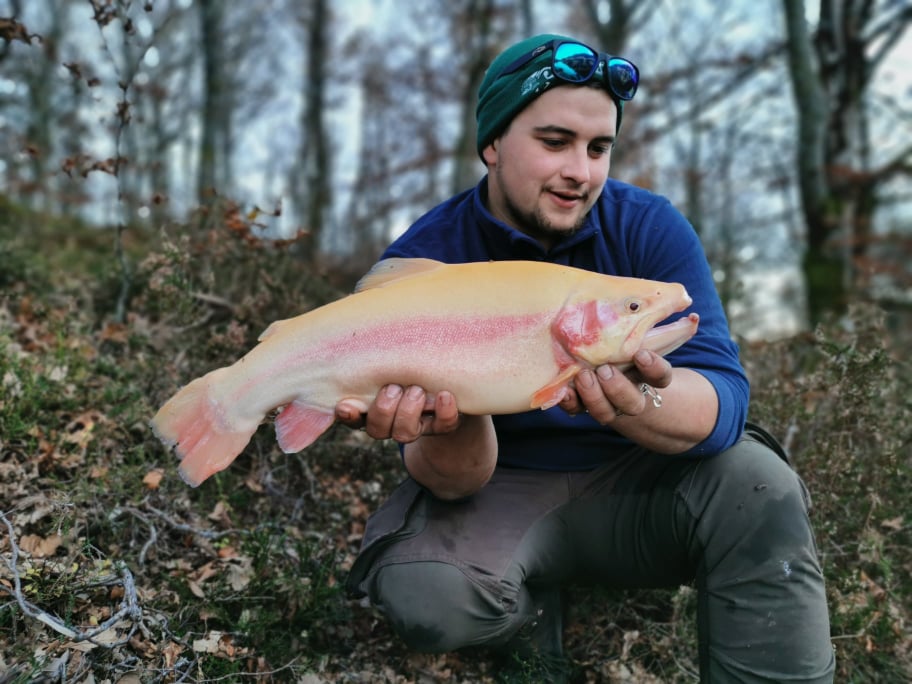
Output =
[{"x1": 482, "y1": 140, "x2": 497, "y2": 166}]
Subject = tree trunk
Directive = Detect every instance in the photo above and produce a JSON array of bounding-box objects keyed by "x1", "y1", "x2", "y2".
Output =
[
  {"x1": 293, "y1": 0, "x2": 331, "y2": 262},
  {"x1": 782, "y1": 0, "x2": 912, "y2": 324},
  {"x1": 197, "y1": 0, "x2": 225, "y2": 204},
  {"x1": 451, "y1": 0, "x2": 497, "y2": 194},
  {"x1": 782, "y1": 0, "x2": 846, "y2": 324}
]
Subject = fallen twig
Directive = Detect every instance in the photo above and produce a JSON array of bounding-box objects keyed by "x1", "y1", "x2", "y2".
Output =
[
  {"x1": 114, "y1": 502, "x2": 250, "y2": 541},
  {"x1": 0, "y1": 509, "x2": 142, "y2": 646}
]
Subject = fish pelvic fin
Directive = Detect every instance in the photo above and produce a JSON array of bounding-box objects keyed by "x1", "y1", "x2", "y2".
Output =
[
  {"x1": 151, "y1": 374, "x2": 257, "y2": 488},
  {"x1": 274, "y1": 400, "x2": 336, "y2": 453},
  {"x1": 530, "y1": 364, "x2": 583, "y2": 410}
]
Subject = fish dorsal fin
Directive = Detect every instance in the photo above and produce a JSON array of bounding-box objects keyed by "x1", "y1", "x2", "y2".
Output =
[
  {"x1": 354, "y1": 258, "x2": 446, "y2": 292},
  {"x1": 258, "y1": 319, "x2": 283, "y2": 341}
]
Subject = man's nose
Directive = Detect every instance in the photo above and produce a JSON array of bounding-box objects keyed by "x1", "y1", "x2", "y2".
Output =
[{"x1": 561, "y1": 147, "x2": 591, "y2": 183}]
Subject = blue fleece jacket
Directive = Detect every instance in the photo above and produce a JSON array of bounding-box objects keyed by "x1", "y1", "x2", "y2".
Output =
[{"x1": 382, "y1": 177, "x2": 748, "y2": 469}]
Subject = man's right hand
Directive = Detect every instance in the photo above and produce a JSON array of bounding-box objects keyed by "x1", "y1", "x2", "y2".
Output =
[
  {"x1": 336, "y1": 386, "x2": 496, "y2": 500},
  {"x1": 335, "y1": 385, "x2": 462, "y2": 444}
]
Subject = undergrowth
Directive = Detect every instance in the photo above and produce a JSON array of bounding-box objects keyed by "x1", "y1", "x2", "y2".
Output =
[
  {"x1": 743, "y1": 307, "x2": 912, "y2": 682},
  {"x1": 1, "y1": 202, "x2": 910, "y2": 682}
]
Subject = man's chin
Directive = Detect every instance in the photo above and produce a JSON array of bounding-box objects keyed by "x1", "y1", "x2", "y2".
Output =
[
  {"x1": 525, "y1": 224, "x2": 580, "y2": 249},
  {"x1": 537, "y1": 214, "x2": 585, "y2": 239},
  {"x1": 507, "y1": 203, "x2": 586, "y2": 245}
]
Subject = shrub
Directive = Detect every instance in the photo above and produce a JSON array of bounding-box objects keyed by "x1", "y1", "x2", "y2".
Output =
[{"x1": 743, "y1": 305, "x2": 912, "y2": 681}]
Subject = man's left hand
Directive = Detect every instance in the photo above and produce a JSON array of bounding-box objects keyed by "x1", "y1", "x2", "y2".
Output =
[{"x1": 559, "y1": 349, "x2": 673, "y2": 424}]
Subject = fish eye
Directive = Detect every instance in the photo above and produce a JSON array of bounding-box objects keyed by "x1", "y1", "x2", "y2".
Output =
[{"x1": 625, "y1": 298, "x2": 642, "y2": 313}]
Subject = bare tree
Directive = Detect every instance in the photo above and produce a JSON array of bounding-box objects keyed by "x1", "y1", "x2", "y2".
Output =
[
  {"x1": 288, "y1": 0, "x2": 332, "y2": 262},
  {"x1": 337, "y1": 0, "x2": 523, "y2": 267},
  {"x1": 450, "y1": 0, "x2": 502, "y2": 194},
  {"x1": 783, "y1": 0, "x2": 912, "y2": 323},
  {"x1": 579, "y1": 0, "x2": 661, "y2": 53},
  {"x1": 341, "y1": 31, "x2": 395, "y2": 271},
  {"x1": 197, "y1": 0, "x2": 228, "y2": 204},
  {"x1": 3, "y1": 0, "x2": 71, "y2": 214}
]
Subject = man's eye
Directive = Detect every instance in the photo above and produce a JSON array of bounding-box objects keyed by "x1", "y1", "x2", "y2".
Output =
[{"x1": 542, "y1": 138, "x2": 566, "y2": 148}]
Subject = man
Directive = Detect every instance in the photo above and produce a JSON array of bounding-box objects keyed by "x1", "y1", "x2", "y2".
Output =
[{"x1": 338, "y1": 34, "x2": 835, "y2": 682}]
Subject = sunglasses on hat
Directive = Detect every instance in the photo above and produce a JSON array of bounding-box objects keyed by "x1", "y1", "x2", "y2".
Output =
[{"x1": 496, "y1": 39, "x2": 639, "y2": 102}]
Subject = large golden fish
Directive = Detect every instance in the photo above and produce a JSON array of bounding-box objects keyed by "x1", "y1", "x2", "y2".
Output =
[{"x1": 152, "y1": 258, "x2": 699, "y2": 486}]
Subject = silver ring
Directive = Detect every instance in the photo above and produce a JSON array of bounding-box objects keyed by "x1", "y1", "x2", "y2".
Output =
[{"x1": 640, "y1": 383, "x2": 663, "y2": 408}]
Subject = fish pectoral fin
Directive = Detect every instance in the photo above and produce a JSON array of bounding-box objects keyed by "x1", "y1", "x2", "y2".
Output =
[
  {"x1": 354, "y1": 257, "x2": 445, "y2": 292},
  {"x1": 530, "y1": 365, "x2": 583, "y2": 410},
  {"x1": 274, "y1": 400, "x2": 336, "y2": 453}
]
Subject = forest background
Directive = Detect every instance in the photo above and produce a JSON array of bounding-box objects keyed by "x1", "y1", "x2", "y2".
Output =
[{"x1": 1, "y1": 0, "x2": 911, "y2": 682}]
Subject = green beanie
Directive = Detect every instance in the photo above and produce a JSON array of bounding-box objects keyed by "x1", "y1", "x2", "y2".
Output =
[{"x1": 475, "y1": 34, "x2": 626, "y2": 157}]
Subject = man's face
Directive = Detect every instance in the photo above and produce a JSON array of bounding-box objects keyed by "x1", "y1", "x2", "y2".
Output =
[{"x1": 482, "y1": 86, "x2": 618, "y2": 250}]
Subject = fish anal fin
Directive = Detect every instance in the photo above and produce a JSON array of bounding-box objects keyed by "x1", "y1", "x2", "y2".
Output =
[
  {"x1": 530, "y1": 364, "x2": 583, "y2": 410},
  {"x1": 354, "y1": 257, "x2": 445, "y2": 292},
  {"x1": 275, "y1": 400, "x2": 336, "y2": 453}
]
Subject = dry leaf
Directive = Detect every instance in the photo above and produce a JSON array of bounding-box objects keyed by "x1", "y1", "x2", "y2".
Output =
[
  {"x1": 208, "y1": 500, "x2": 233, "y2": 526},
  {"x1": 192, "y1": 631, "x2": 223, "y2": 653},
  {"x1": 116, "y1": 674, "x2": 142, "y2": 684},
  {"x1": 64, "y1": 411, "x2": 101, "y2": 449},
  {"x1": 193, "y1": 561, "x2": 220, "y2": 583},
  {"x1": 859, "y1": 569, "x2": 887, "y2": 601},
  {"x1": 47, "y1": 365, "x2": 68, "y2": 382},
  {"x1": 219, "y1": 633, "x2": 236, "y2": 657},
  {"x1": 19, "y1": 533, "x2": 63, "y2": 558},
  {"x1": 162, "y1": 641, "x2": 184, "y2": 668},
  {"x1": 226, "y1": 558, "x2": 253, "y2": 591},
  {"x1": 142, "y1": 469, "x2": 164, "y2": 489},
  {"x1": 65, "y1": 625, "x2": 123, "y2": 652},
  {"x1": 880, "y1": 516, "x2": 903, "y2": 531},
  {"x1": 2, "y1": 371, "x2": 22, "y2": 397},
  {"x1": 98, "y1": 322, "x2": 129, "y2": 344}
]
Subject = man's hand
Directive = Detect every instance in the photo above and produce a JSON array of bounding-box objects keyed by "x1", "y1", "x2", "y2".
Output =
[
  {"x1": 559, "y1": 349, "x2": 673, "y2": 424},
  {"x1": 335, "y1": 385, "x2": 461, "y2": 443},
  {"x1": 336, "y1": 386, "x2": 496, "y2": 500}
]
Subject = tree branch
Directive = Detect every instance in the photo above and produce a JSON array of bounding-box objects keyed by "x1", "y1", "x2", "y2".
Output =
[{"x1": 868, "y1": 13, "x2": 912, "y2": 73}]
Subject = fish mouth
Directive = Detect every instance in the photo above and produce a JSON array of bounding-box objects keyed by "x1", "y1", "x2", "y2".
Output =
[{"x1": 641, "y1": 313, "x2": 700, "y2": 357}]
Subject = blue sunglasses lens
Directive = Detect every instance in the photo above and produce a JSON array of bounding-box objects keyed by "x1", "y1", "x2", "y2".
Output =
[
  {"x1": 553, "y1": 42, "x2": 599, "y2": 82},
  {"x1": 606, "y1": 57, "x2": 638, "y2": 100}
]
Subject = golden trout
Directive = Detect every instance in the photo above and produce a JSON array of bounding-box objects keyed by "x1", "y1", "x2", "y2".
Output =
[{"x1": 152, "y1": 258, "x2": 699, "y2": 486}]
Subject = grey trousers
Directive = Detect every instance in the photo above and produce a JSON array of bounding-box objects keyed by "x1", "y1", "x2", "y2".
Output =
[{"x1": 347, "y1": 430, "x2": 836, "y2": 683}]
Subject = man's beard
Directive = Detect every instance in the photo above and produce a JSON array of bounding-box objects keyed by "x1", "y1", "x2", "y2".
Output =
[{"x1": 500, "y1": 189, "x2": 588, "y2": 247}]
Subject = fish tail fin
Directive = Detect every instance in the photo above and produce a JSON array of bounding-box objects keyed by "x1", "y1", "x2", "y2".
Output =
[{"x1": 151, "y1": 373, "x2": 256, "y2": 487}]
